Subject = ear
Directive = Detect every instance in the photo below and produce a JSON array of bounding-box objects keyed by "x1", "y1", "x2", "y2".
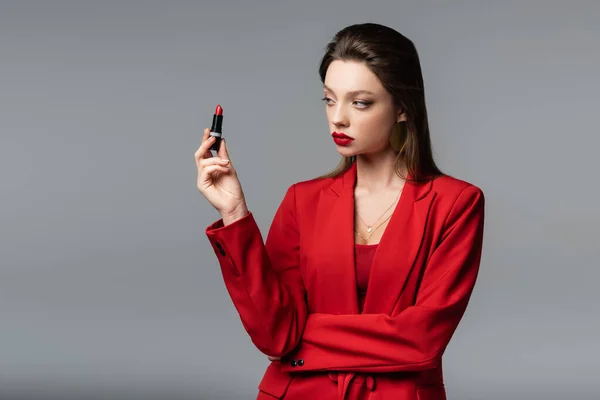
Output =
[{"x1": 396, "y1": 107, "x2": 407, "y2": 123}]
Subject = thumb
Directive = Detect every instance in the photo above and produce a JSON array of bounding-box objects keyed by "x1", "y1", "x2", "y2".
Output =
[{"x1": 218, "y1": 138, "x2": 230, "y2": 162}]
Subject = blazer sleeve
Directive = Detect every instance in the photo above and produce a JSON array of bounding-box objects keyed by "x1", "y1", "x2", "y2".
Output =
[
  {"x1": 279, "y1": 185, "x2": 485, "y2": 373},
  {"x1": 205, "y1": 184, "x2": 307, "y2": 357}
]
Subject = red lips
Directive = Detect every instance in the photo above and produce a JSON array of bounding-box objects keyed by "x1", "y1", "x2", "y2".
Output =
[
  {"x1": 332, "y1": 132, "x2": 353, "y2": 139},
  {"x1": 331, "y1": 132, "x2": 354, "y2": 146}
]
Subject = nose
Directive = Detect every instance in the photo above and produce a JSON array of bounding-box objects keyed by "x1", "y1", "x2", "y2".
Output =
[{"x1": 330, "y1": 104, "x2": 349, "y2": 128}]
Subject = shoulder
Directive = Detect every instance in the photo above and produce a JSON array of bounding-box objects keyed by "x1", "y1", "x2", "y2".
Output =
[
  {"x1": 428, "y1": 174, "x2": 485, "y2": 225},
  {"x1": 293, "y1": 175, "x2": 334, "y2": 195},
  {"x1": 274, "y1": 175, "x2": 334, "y2": 212},
  {"x1": 430, "y1": 174, "x2": 484, "y2": 201},
  {"x1": 280, "y1": 175, "x2": 333, "y2": 208}
]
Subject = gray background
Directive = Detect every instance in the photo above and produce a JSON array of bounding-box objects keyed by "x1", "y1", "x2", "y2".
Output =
[{"x1": 1, "y1": 1, "x2": 598, "y2": 399}]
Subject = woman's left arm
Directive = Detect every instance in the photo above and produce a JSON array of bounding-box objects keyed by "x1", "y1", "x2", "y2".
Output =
[{"x1": 279, "y1": 186, "x2": 485, "y2": 373}]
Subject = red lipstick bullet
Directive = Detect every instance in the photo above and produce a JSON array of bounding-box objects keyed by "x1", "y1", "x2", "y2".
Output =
[{"x1": 209, "y1": 104, "x2": 223, "y2": 151}]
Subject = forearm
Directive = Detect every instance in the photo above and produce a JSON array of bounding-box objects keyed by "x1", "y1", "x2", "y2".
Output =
[{"x1": 207, "y1": 185, "x2": 307, "y2": 357}]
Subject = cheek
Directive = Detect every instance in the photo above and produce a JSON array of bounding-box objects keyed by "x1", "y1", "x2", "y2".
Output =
[
  {"x1": 325, "y1": 108, "x2": 334, "y2": 123},
  {"x1": 355, "y1": 110, "x2": 390, "y2": 133}
]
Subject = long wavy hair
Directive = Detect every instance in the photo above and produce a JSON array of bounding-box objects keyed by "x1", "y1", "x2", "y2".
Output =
[{"x1": 316, "y1": 23, "x2": 444, "y2": 183}]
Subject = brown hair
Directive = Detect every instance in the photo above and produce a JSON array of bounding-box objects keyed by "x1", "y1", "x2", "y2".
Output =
[{"x1": 316, "y1": 23, "x2": 444, "y2": 183}]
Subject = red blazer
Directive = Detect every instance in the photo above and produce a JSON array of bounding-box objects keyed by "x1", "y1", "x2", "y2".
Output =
[{"x1": 206, "y1": 161, "x2": 485, "y2": 400}]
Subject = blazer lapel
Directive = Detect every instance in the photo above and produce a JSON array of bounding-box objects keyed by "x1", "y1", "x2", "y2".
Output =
[
  {"x1": 310, "y1": 160, "x2": 436, "y2": 316},
  {"x1": 362, "y1": 174, "x2": 436, "y2": 315},
  {"x1": 311, "y1": 162, "x2": 359, "y2": 314}
]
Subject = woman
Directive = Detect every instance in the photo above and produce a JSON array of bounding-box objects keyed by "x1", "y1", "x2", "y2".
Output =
[{"x1": 195, "y1": 23, "x2": 485, "y2": 400}]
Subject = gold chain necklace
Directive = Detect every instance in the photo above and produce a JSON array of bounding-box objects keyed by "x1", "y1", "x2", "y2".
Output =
[
  {"x1": 355, "y1": 189, "x2": 402, "y2": 234},
  {"x1": 354, "y1": 212, "x2": 394, "y2": 242}
]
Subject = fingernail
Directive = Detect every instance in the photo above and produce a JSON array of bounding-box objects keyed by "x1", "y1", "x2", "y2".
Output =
[{"x1": 221, "y1": 158, "x2": 229, "y2": 163}]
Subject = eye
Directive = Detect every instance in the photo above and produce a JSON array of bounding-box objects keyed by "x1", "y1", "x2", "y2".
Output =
[
  {"x1": 353, "y1": 100, "x2": 372, "y2": 109},
  {"x1": 321, "y1": 96, "x2": 334, "y2": 105}
]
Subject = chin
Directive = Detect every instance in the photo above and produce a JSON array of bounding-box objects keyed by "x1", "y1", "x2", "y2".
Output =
[{"x1": 335, "y1": 146, "x2": 359, "y2": 157}]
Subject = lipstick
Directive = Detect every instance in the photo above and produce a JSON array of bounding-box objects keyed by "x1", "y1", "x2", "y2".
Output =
[{"x1": 209, "y1": 104, "x2": 223, "y2": 152}]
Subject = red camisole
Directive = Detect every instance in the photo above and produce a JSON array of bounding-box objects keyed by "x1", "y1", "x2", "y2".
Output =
[{"x1": 354, "y1": 243, "x2": 378, "y2": 312}]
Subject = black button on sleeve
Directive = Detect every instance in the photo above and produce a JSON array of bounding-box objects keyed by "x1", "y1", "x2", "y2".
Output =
[
  {"x1": 214, "y1": 241, "x2": 226, "y2": 256},
  {"x1": 297, "y1": 359, "x2": 304, "y2": 367},
  {"x1": 290, "y1": 360, "x2": 297, "y2": 367}
]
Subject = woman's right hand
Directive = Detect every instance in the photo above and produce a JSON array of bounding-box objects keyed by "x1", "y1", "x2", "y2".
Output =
[{"x1": 195, "y1": 128, "x2": 248, "y2": 221}]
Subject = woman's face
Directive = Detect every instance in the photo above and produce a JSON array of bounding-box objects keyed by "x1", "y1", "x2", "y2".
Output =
[{"x1": 323, "y1": 60, "x2": 404, "y2": 157}]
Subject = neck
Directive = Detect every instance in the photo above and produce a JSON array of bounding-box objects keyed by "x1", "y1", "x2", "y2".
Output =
[{"x1": 355, "y1": 149, "x2": 406, "y2": 193}]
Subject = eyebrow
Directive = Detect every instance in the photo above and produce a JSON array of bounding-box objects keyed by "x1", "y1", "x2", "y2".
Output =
[{"x1": 323, "y1": 85, "x2": 375, "y2": 96}]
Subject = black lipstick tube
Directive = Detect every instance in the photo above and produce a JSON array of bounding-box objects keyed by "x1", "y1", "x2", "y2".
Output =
[{"x1": 209, "y1": 113, "x2": 223, "y2": 152}]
